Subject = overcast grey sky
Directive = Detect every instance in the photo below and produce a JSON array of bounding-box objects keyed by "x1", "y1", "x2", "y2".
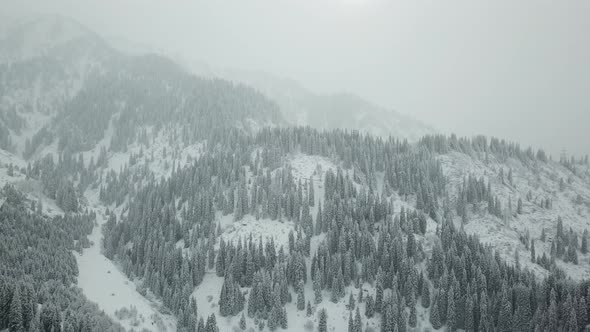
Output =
[{"x1": 4, "y1": 0, "x2": 590, "y2": 157}]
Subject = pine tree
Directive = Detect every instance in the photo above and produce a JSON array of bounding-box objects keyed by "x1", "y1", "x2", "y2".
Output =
[
  {"x1": 464, "y1": 294, "x2": 474, "y2": 332},
  {"x1": 348, "y1": 311, "x2": 354, "y2": 332},
  {"x1": 314, "y1": 268, "x2": 322, "y2": 304},
  {"x1": 280, "y1": 307, "x2": 288, "y2": 329},
  {"x1": 498, "y1": 289, "x2": 513, "y2": 332},
  {"x1": 407, "y1": 232, "x2": 416, "y2": 258},
  {"x1": 409, "y1": 301, "x2": 417, "y2": 328},
  {"x1": 205, "y1": 314, "x2": 219, "y2": 332},
  {"x1": 297, "y1": 285, "x2": 305, "y2": 311},
  {"x1": 517, "y1": 198, "x2": 523, "y2": 214},
  {"x1": 347, "y1": 292, "x2": 355, "y2": 310},
  {"x1": 307, "y1": 301, "x2": 313, "y2": 317},
  {"x1": 354, "y1": 307, "x2": 362, "y2": 332},
  {"x1": 309, "y1": 177, "x2": 315, "y2": 206},
  {"x1": 429, "y1": 294, "x2": 442, "y2": 329},
  {"x1": 365, "y1": 295, "x2": 375, "y2": 318},
  {"x1": 530, "y1": 239, "x2": 536, "y2": 262},
  {"x1": 566, "y1": 306, "x2": 577, "y2": 332},
  {"x1": 578, "y1": 297, "x2": 588, "y2": 331},
  {"x1": 240, "y1": 313, "x2": 246, "y2": 330},
  {"x1": 375, "y1": 278, "x2": 383, "y2": 312},
  {"x1": 479, "y1": 291, "x2": 490, "y2": 332},
  {"x1": 547, "y1": 295, "x2": 558, "y2": 332},
  {"x1": 315, "y1": 203, "x2": 323, "y2": 235},
  {"x1": 421, "y1": 279, "x2": 430, "y2": 308},
  {"x1": 447, "y1": 287, "x2": 456, "y2": 331},
  {"x1": 268, "y1": 306, "x2": 279, "y2": 331},
  {"x1": 318, "y1": 308, "x2": 328, "y2": 332},
  {"x1": 8, "y1": 287, "x2": 22, "y2": 332},
  {"x1": 198, "y1": 317, "x2": 205, "y2": 332}
]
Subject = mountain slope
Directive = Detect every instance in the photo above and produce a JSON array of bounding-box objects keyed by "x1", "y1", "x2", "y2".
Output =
[
  {"x1": 181, "y1": 61, "x2": 435, "y2": 141},
  {"x1": 0, "y1": 16, "x2": 283, "y2": 159},
  {"x1": 1, "y1": 15, "x2": 590, "y2": 332}
]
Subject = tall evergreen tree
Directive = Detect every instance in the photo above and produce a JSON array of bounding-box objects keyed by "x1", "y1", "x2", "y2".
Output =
[
  {"x1": 8, "y1": 287, "x2": 22, "y2": 332},
  {"x1": 421, "y1": 279, "x2": 431, "y2": 308},
  {"x1": 318, "y1": 308, "x2": 328, "y2": 332},
  {"x1": 447, "y1": 287, "x2": 456, "y2": 331},
  {"x1": 430, "y1": 294, "x2": 442, "y2": 329},
  {"x1": 297, "y1": 284, "x2": 305, "y2": 311}
]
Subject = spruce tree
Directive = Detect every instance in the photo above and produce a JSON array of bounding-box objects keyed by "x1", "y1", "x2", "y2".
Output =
[
  {"x1": 498, "y1": 289, "x2": 512, "y2": 332},
  {"x1": 240, "y1": 313, "x2": 246, "y2": 330},
  {"x1": 198, "y1": 317, "x2": 205, "y2": 332},
  {"x1": 314, "y1": 268, "x2": 322, "y2": 304},
  {"x1": 375, "y1": 278, "x2": 383, "y2": 313},
  {"x1": 479, "y1": 291, "x2": 490, "y2": 332},
  {"x1": 297, "y1": 285, "x2": 305, "y2": 311},
  {"x1": 421, "y1": 279, "x2": 430, "y2": 308},
  {"x1": 429, "y1": 294, "x2": 442, "y2": 329},
  {"x1": 205, "y1": 314, "x2": 219, "y2": 332},
  {"x1": 354, "y1": 307, "x2": 362, "y2": 332},
  {"x1": 447, "y1": 287, "x2": 456, "y2": 331},
  {"x1": 365, "y1": 295, "x2": 374, "y2": 318},
  {"x1": 347, "y1": 292, "x2": 355, "y2": 310},
  {"x1": 8, "y1": 287, "x2": 22, "y2": 332},
  {"x1": 280, "y1": 307, "x2": 288, "y2": 329},
  {"x1": 578, "y1": 297, "x2": 588, "y2": 331},
  {"x1": 464, "y1": 294, "x2": 474, "y2": 332},
  {"x1": 566, "y1": 306, "x2": 577, "y2": 332},
  {"x1": 409, "y1": 301, "x2": 417, "y2": 328},
  {"x1": 268, "y1": 306, "x2": 279, "y2": 331},
  {"x1": 318, "y1": 308, "x2": 328, "y2": 332},
  {"x1": 407, "y1": 232, "x2": 416, "y2": 258}
]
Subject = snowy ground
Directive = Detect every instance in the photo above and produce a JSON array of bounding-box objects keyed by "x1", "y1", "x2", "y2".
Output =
[
  {"x1": 220, "y1": 213, "x2": 296, "y2": 252},
  {"x1": 80, "y1": 121, "x2": 205, "y2": 179},
  {"x1": 0, "y1": 150, "x2": 63, "y2": 216},
  {"x1": 286, "y1": 153, "x2": 337, "y2": 183},
  {"x1": 75, "y1": 189, "x2": 177, "y2": 332},
  {"x1": 440, "y1": 151, "x2": 590, "y2": 280}
]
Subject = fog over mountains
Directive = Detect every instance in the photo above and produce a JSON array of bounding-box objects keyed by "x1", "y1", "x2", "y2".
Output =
[{"x1": 0, "y1": 12, "x2": 589, "y2": 332}]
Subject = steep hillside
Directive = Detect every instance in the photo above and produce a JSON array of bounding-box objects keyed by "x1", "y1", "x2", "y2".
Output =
[
  {"x1": 181, "y1": 60, "x2": 435, "y2": 141},
  {"x1": 0, "y1": 15, "x2": 114, "y2": 155},
  {"x1": 441, "y1": 149, "x2": 590, "y2": 280},
  {"x1": 0, "y1": 16, "x2": 283, "y2": 159}
]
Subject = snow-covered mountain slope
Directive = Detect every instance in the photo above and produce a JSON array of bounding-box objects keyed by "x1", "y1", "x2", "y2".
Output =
[
  {"x1": 0, "y1": 148, "x2": 65, "y2": 217},
  {"x1": 0, "y1": 16, "x2": 283, "y2": 161},
  {"x1": 0, "y1": 15, "x2": 115, "y2": 156},
  {"x1": 442, "y1": 151, "x2": 590, "y2": 280}
]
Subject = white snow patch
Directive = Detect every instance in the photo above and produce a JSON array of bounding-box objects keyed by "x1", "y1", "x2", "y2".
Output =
[
  {"x1": 220, "y1": 213, "x2": 295, "y2": 252},
  {"x1": 76, "y1": 189, "x2": 177, "y2": 331},
  {"x1": 440, "y1": 151, "x2": 590, "y2": 280}
]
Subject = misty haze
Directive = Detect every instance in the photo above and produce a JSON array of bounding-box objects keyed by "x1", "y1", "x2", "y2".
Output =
[{"x1": 0, "y1": 1, "x2": 589, "y2": 332}]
